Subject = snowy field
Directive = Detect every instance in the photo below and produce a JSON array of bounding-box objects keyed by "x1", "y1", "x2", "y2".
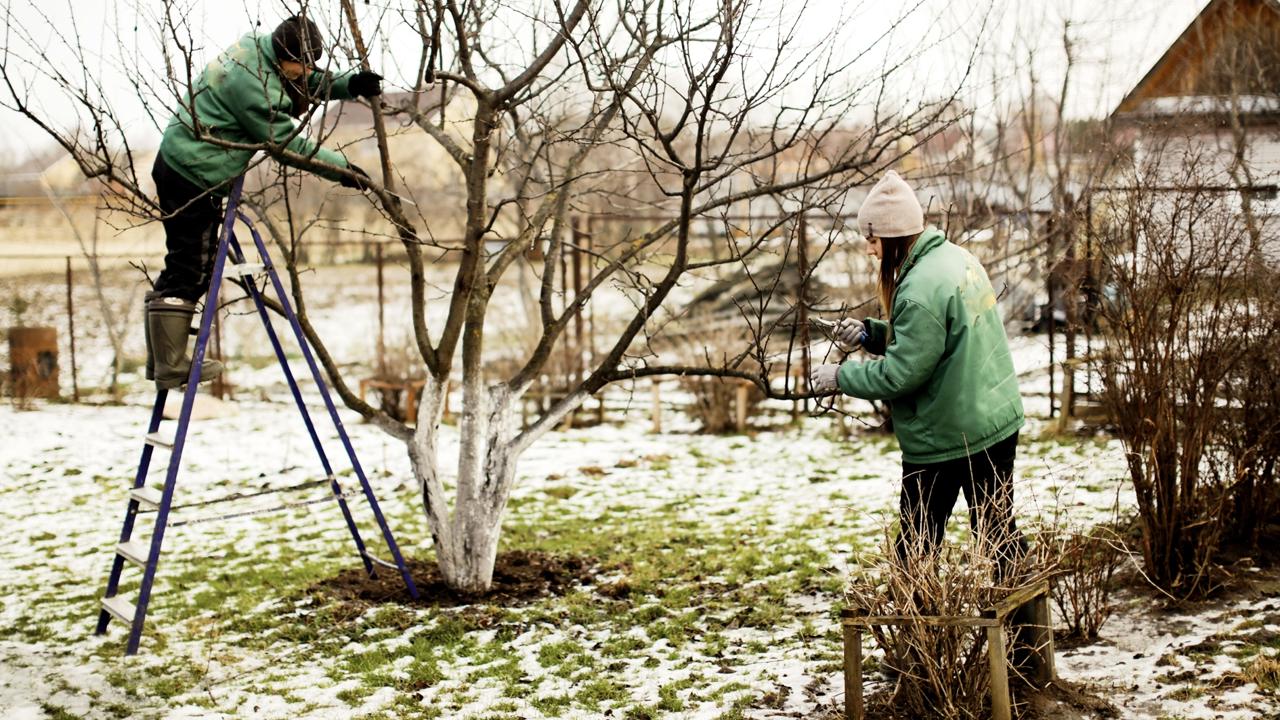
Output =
[{"x1": 1, "y1": 266, "x2": 1278, "y2": 719}]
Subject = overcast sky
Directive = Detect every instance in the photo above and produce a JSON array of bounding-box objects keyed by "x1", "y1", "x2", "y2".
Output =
[{"x1": 0, "y1": 0, "x2": 1210, "y2": 165}]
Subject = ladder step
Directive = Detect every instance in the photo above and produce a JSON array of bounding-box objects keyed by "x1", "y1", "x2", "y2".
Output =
[
  {"x1": 228, "y1": 262, "x2": 266, "y2": 277},
  {"x1": 101, "y1": 595, "x2": 136, "y2": 624},
  {"x1": 362, "y1": 552, "x2": 399, "y2": 570},
  {"x1": 116, "y1": 540, "x2": 151, "y2": 567},
  {"x1": 144, "y1": 432, "x2": 174, "y2": 450},
  {"x1": 130, "y1": 486, "x2": 163, "y2": 508}
]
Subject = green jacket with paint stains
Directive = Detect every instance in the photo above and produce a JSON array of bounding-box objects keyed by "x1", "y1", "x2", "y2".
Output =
[
  {"x1": 158, "y1": 32, "x2": 357, "y2": 192},
  {"x1": 837, "y1": 227, "x2": 1024, "y2": 464}
]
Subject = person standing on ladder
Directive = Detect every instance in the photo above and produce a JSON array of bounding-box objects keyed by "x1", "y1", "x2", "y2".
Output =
[{"x1": 146, "y1": 14, "x2": 383, "y2": 388}]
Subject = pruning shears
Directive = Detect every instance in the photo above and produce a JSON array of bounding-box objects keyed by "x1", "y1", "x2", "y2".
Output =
[
  {"x1": 809, "y1": 317, "x2": 868, "y2": 355},
  {"x1": 364, "y1": 187, "x2": 417, "y2": 207}
]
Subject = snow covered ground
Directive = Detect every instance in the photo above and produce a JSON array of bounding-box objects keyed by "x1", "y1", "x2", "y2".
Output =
[
  {"x1": 1, "y1": 397, "x2": 1275, "y2": 718},
  {"x1": 0, "y1": 267, "x2": 1277, "y2": 719}
]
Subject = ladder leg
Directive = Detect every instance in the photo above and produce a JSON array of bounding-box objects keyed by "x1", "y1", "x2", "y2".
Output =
[
  {"x1": 97, "y1": 390, "x2": 168, "y2": 635},
  {"x1": 125, "y1": 178, "x2": 243, "y2": 655},
  {"x1": 226, "y1": 232, "x2": 376, "y2": 577},
  {"x1": 236, "y1": 212, "x2": 419, "y2": 600}
]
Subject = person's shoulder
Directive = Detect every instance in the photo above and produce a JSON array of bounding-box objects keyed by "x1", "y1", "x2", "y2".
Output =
[
  {"x1": 216, "y1": 35, "x2": 279, "y2": 92},
  {"x1": 930, "y1": 238, "x2": 970, "y2": 263},
  {"x1": 911, "y1": 238, "x2": 967, "y2": 282},
  {"x1": 893, "y1": 240, "x2": 964, "y2": 314}
]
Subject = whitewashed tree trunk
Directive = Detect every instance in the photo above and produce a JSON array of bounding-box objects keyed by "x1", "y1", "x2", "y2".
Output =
[{"x1": 408, "y1": 376, "x2": 526, "y2": 594}]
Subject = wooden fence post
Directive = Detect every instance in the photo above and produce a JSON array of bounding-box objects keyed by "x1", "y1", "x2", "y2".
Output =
[
  {"x1": 64, "y1": 256, "x2": 78, "y2": 401},
  {"x1": 734, "y1": 382, "x2": 748, "y2": 433},
  {"x1": 986, "y1": 624, "x2": 1012, "y2": 720},
  {"x1": 376, "y1": 242, "x2": 386, "y2": 378},
  {"x1": 843, "y1": 622, "x2": 863, "y2": 720},
  {"x1": 651, "y1": 381, "x2": 662, "y2": 434},
  {"x1": 1027, "y1": 593, "x2": 1057, "y2": 686}
]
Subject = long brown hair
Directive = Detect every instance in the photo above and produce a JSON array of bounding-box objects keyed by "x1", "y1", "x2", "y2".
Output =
[{"x1": 877, "y1": 233, "x2": 921, "y2": 321}]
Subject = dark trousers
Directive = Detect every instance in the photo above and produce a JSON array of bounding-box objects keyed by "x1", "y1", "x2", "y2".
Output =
[
  {"x1": 896, "y1": 432, "x2": 1028, "y2": 579},
  {"x1": 151, "y1": 154, "x2": 224, "y2": 302}
]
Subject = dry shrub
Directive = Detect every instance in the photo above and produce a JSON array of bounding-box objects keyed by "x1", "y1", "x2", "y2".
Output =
[
  {"x1": 846, "y1": 520, "x2": 1053, "y2": 719},
  {"x1": 1042, "y1": 524, "x2": 1123, "y2": 642},
  {"x1": 368, "y1": 333, "x2": 428, "y2": 422},
  {"x1": 1095, "y1": 152, "x2": 1280, "y2": 597},
  {"x1": 672, "y1": 330, "x2": 764, "y2": 434},
  {"x1": 1241, "y1": 655, "x2": 1280, "y2": 693},
  {"x1": 1218, "y1": 264, "x2": 1280, "y2": 548},
  {"x1": 7, "y1": 360, "x2": 38, "y2": 410},
  {"x1": 679, "y1": 375, "x2": 763, "y2": 433}
]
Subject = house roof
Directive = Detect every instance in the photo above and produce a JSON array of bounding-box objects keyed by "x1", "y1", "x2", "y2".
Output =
[{"x1": 1113, "y1": 0, "x2": 1280, "y2": 118}]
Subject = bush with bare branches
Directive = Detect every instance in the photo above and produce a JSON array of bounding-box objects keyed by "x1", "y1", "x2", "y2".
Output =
[
  {"x1": 1094, "y1": 149, "x2": 1279, "y2": 597},
  {"x1": 846, "y1": 519, "x2": 1053, "y2": 719},
  {"x1": 671, "y1": 330, "x2": 765, "y2": 433},
  {"x1": 1218, "y1": 265, "x2": 1280, "y2": 549},
  {"x1": 1042, "y1": 522, "x2": 1122, "y2": 642},
  {"x1": 678, "y1": 375, "x2": 763, "y2": 434}
]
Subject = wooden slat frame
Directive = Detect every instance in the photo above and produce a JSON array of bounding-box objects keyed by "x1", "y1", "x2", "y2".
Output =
[{"x1": 839, "y1": 580, "x2": 1053, "y2": 720}]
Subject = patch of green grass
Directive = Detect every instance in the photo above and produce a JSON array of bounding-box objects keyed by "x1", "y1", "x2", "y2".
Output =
[
  {"x1": 386, "y1": 694, "x2": 444, "y2": 720},
  {"x1": 530, "y1": 693, "x2": 572, "y2": 715},
  {"x1": 12, "y1": 614, "x2": 56, "y2": 642},
  {"x1": 575, "y1": 677, "x2": 627, "y2": 711},
  {"x1": 711, "y1": 690, "x2": 755, "y2": 720},
  {"x1": 601, "y1": 634, "x2": 646, "y2": 658},
  {"x1": 346, "y1": 644, "x2": 395, "y2": 675},
  {"x1": 644, "y1": 454, "x2": 672, "y2": 471},
  {"x1": 97, "y1": 702, "x2": 134, "y2": 719},
  {"x1": 40, "y1": 704, "x2": 82, "y2": 720},
  {"x1": 336, "y1": 685, "x2": 373, "y2": 704},
  {"x1": 537, "y1": 638, "x2": 583, "y2": 666},
  {"x1": 623, "y1": 704, "x2": 658, "y2": 720},
  {"x1": 657, "y1": 679, "x2": 691, "y2": 711}
]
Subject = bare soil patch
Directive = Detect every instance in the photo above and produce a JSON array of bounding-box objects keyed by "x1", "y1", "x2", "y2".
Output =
[{"x1": 310, "y1": 550, "x2": 599, "y2": 609}]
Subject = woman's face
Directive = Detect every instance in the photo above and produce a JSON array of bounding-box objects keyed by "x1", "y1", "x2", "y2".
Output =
[{"x1": 865, "y1": 235, "x2": 883, "y2": 261}]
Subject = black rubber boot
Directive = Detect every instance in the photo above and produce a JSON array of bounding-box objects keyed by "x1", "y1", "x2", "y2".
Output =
[{"x1": 147, "y1": 296, "x2": 223, "y2": 390}]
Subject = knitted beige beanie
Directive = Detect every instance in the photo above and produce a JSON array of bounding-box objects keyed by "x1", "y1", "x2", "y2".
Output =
[{"x1": 857, "y1": 170, "x2": 924, "y2": 238}]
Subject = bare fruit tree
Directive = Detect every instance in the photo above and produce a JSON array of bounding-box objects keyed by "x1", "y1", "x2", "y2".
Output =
[{"x1": 2, "y1": 0, "x2": 978, "y2": 592}]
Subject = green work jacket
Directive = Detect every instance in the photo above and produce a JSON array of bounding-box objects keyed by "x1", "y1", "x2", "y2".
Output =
[
  {"x1": 837, "y1": 227, "x2": 1025, "y2": 463},
  {"x1": 158, "y1": 32, "x2": 356, "y2": 192}
]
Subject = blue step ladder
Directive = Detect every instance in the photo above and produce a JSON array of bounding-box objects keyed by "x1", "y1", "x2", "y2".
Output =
[{"x1": 95, "y1": 176, "x2": 419, "y2": 655}]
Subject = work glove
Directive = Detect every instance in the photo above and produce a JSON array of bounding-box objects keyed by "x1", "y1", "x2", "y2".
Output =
[
  {"x1": 348, "y1": 70, "x2": 383, "y2": 99},
  {"x1": 340, "y1": 162, "x2": 374, "y2": 191},
  {"x1": 810, "y1": 363, "x2": 841, "y2": 395},
  {"x1": 834, "y1": 318, "x2": 867, "y2": 353}
]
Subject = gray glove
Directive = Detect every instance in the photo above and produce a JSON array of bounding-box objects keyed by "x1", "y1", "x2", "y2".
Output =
[
  {"x1": 810, "y1": 363, "x2": 841, "y2": 394},
  {"x1": 834, "y1": 318, "x2": 867, "y2": 352}
]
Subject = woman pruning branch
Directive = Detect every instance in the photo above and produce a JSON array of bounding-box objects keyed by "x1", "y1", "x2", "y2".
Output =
[{"x1": 811, "y1": 171, "x2": 1028, "y2": 578}]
